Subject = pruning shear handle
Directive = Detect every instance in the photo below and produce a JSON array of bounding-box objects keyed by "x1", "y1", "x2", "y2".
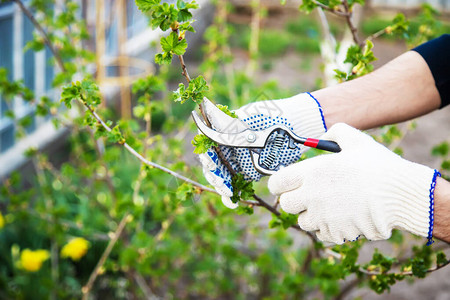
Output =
[{"x1": 191, "y1": 110, "x2": 341, "y2": 176}]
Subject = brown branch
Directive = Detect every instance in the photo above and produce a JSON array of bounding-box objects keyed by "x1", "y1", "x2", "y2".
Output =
[
  {"x1": 177, "y1": 54, "x2": 192, "y2": 83},
  {"x1": 334, "y1": 277, "x2": 361, "y2": 300},
  {"x1": 313, "y1": 0, "x2": 350, "y2": 17},
  {"x1": 172, "y1": 35, "x2": 237, "y2": 177},
  {"x1": 82, "y1": 212, "x2": 131, "y2": 299},
  {"x1": 361, "y1": 259, "x2": 450, "y2": 277},
  {"x1": 342, "y1": 0, "x2": 363, "y2": 47},
  {"x1": 13, "y1": 0, "x2": 66, "y2": 72},
  {"x1": 366, "y1": 27, "x2": 388, "y2": 42},
  {"x1": 252, "y1": 193, "x2": 318, "y2": 243},
  {"x1": 133, "y1": 273, "x2": 161, "y2": 299}
]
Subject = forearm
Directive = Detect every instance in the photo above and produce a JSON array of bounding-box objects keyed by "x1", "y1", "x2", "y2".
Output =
[
  {"x1": 311, "y1": 51, "x2": 441, "y2": 130},
  {"x1": 433, "y1": 177, "x2": 450, "y2": 243}
]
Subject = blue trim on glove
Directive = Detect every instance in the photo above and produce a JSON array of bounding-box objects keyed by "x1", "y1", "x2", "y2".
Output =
[
  {"x1": 306, "y1": 92, "x2": 327, "y2": 132},
  {"x1": 427, "y1": 169, "x2": 441, "y2": 246}
]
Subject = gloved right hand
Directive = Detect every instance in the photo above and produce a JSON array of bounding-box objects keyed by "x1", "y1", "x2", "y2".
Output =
[
  {"x1": 198, "y1": 93, "x2": 328, "y2": 208},
  {"x1": 268, "y1": 123, "x2": 440, "y2": 244}
]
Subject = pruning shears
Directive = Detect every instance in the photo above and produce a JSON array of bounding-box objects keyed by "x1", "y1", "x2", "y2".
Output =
[{"x1": 192, "y1": 98, "x2": 341, "y2": 176}]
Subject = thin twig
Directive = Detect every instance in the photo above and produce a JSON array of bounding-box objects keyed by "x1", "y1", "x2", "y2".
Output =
[
  {"x1": 360, "y1": 259, "x2": 450, "y2": 276},
  {"x1": 273, "y1": 196, "x2": 280, "y2": 210},
  {"x1": 252, "y1": 194, "x2": 318, "y2": 243},
  {"x1": 366, "y1": 27, "x2": 388, "y2": 42},
  {"x1": 313, "y1": 0, "x2": 350, "y2": 17},
  {"x1": 13, "y1": 0, "x2": 66, "y2": 72},
  {"x1": 134, "y1": 273, "x2": 161, "y2": 300},
  {"x1": 82, "y1": 212, "x2": 131, "y2": 299},
  {"x1": 342, "y1": 0, "x2": 363, "y2": 47},
  {"x1": 334, "y1": 277, "x2": 362, "y2": 300},
  {"x1": 177, "y1": 54, "x2": 192, "y2": 83}
]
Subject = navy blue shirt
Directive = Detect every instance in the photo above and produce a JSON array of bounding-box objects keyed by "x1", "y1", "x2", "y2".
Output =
[{"x1": 412, "y1": 34, "x2": 450, "y2": 108}]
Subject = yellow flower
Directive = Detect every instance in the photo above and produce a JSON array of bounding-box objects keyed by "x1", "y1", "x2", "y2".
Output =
[
  {"x1": 20, "y1": 249, "x2": 50, "y2": 272},
  {"x1": 0, "y1": 212, "x2": 4, "y2": 229},
  {"x1": 61, "y1": 237, "x2": 90, "y2": 261}
]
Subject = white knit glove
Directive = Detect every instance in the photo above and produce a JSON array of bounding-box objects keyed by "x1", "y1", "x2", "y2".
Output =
[
  {"x1": 199, "y1": 93, "x2": 327, "y2": 209},
  {"x1": 268, "y1": 123, "x2": 440, "y2": 244}
]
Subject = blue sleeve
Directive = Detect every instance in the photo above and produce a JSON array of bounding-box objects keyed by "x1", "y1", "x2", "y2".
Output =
[{"x1": 412, "y1": 34, "x2": 450, "y2": 108}]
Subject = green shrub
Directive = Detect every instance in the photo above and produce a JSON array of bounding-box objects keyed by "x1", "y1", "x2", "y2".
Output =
[{"x1": 259, "y1": 29, "x2": 291, "y2": 57}]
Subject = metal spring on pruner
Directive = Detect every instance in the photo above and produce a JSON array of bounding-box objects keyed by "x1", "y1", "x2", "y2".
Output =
[{"x1": 261, "y1": 131, "x2": 286, "y2": 169}]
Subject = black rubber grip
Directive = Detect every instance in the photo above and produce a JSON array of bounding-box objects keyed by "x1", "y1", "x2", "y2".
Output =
[{"x1": 316, "y1": 140, "x2": 341, "y2": 153}]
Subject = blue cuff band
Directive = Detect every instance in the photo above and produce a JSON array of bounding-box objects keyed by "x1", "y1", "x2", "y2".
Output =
[
  {"x1": 426, "y1": 169, "x2": 441, "y2": 246},
  {"x1": 306, "y1": 92, "x2": 327, "y2": 132}
]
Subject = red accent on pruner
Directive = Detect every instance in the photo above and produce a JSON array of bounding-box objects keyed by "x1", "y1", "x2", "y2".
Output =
[{"x1": 304, "y1": 138, "x2": 319, "y2": 148}]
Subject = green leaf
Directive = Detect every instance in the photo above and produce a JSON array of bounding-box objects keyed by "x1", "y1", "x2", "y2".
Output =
[
  {"x1": 160, "y1": 32, "x2": 178, "y2": 52},
  {"x1": 135, "y1": 0, "x2": 159, "y2": 12},
  {"x1": 367, "y1": 249, "x2": 396, "y2": 273},
  {"x1": 231, "y1": 173, "x2": 254, "y2": 203},
  {"x1": 172, "y1": 38, "x2": 188, "y2": 55},
  {"x1": 60, "y1": 84, "x2": 81, "y2": 109},
  {"x1": 235, "y1": 206, "x2": 254, "y2": 215},
  {"x1": 108, "y1": 125, "x2": 126, "y2": 144},
  {"x1": 176, "y1": 183, "x2": 195, "y2": 201},
  {"x1": 348, "y1": 0, "x2": 365, "y2": 8},
  {"x1": 299, "y1": 0, "x2": 317, "y2": 14},
  {"x1": 156, "y1": 32, "x2": 187, "y2": 64},
  {"x1": 191, "y1": 134, "x2": 217, "y2": 154},
  {"x1": 24, "y1": 38, "x2": 45, "y2": 52},
  {"x1": 436, "y1": 251, "x2": 448, "y2": 267},
  {"x1": 216, "y1": 104, "x2": 237, "y2": 118},
  {"x1": 411, "y1": 257, "x2": 428, "y2": 278},
  {"x1": 24, "y1": 146, "x2": 38, "y2": 158},
  {"x1": 432, "y1": 141, "x2": 449, "y2": 157},
  {"x1": 441, "y1": 160, "x2": 450, "y2": 171},
  {"x1": 172, "y1": 75, "x2": 209, "y2": 104},
  {"x1": 179, "y1": 20, "x2": 196, "y2": 33},
  {"x1": 150, "y1": 2, "x2": 178, "y2": 31},
  {"x1": 155, "y1": 52, "x2": 173, "y2": 65},
  {"x1": 178, "y1": 9, "x2": 192, "y2": 23},
  {"x1": 269, "y1": 211, "x2": 297, "y2": 229}
]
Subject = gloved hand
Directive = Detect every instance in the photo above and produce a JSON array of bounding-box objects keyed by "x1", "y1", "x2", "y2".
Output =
[
  {"x1": 268, "y1": 123, "x2": 440, "y2": 244},
  {"x1": 198, "y1": 93, "x2": 327, "y2": 209}
]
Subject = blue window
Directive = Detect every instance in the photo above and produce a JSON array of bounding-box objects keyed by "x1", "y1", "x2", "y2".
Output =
[
  {"x1": 45, "y1": 46, "x2": 54, "y2": 91},
  {"x1": 23, "y1": 13, "x2": 35, "y2": 91},
  {"x1": 22, "y1": 14, "x2": 36, "y2": 134},
  {"x1": 0, "y1": 13, "x2": 15, "y2": 153}
]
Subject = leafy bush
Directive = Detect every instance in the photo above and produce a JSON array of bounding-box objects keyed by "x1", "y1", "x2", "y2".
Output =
[{"x1": 0, "y1": 0, "x2": 449, "y2": 299}]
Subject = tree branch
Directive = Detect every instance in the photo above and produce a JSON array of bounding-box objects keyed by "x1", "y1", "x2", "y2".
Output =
[
  {"x1": 360, "y1": 259, "x2": 450, "y2": 277},
  {"x1": 313, "y1": 0, "x2": 350, "y2": 17},
  {"x1": 13, "y1": 0, "x2": 66, "y2": 72},
  {"x1": 82, "y1": 212, "x2": 131, "y2": 299},
  {"x1": 334, "y1": 277, "x2": 361, "y2": 300},
  {"x1": 342, "y1": 0, "x2": 363, "y2": 47},
  {"x1": 177, "y1": 54, "x2": 191, "y2": 83}
]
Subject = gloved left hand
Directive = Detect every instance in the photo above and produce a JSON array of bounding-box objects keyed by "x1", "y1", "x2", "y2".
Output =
[{"x1": 198, "y1": 93, "x2": 327, "y2": 208}]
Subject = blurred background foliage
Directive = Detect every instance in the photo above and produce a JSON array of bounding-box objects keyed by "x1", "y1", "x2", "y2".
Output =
[{"x1": 0, "y1": 0, "x2": 449, "y2": 299}]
